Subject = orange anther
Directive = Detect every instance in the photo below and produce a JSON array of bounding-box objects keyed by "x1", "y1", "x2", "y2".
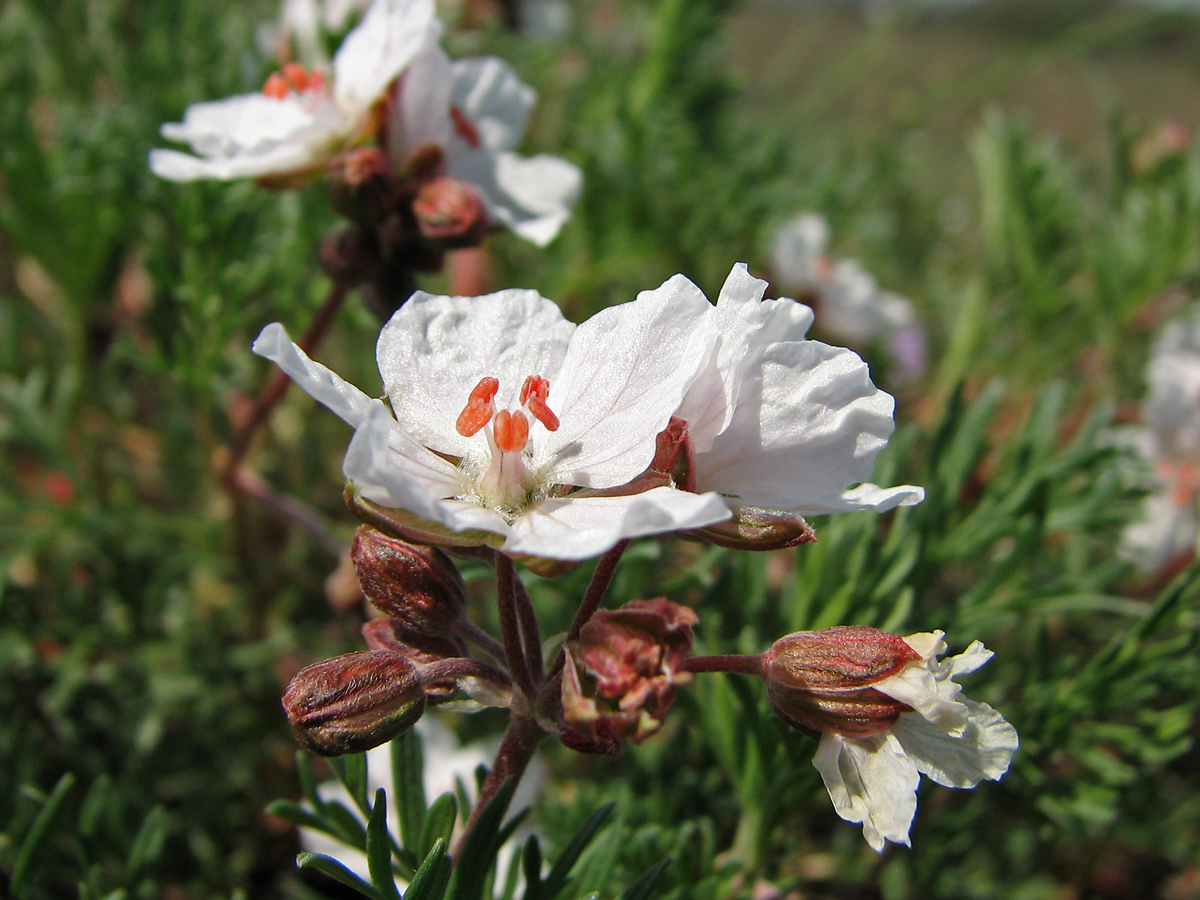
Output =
[
  {"x1": 450, "y1": 106, "x2": 482, "y2": 150},
  {"x1": 493, "y1": 409, "x2": 530, "y2": 453},
  {"x1": 456, "y1": 376, "x2": 500, "y2": 437},
  {"x1": 308, "y1": 69, "x2": 326, "y2": 92},
  {"x1": 520, "y1": 375, "x2": 559, "y2": 432},
  {"x1": 263, "y1": 72, "x2": 289, "y2": 99},
  {"x1": 283, "y1": 63, "x2": 310, "y2": 92}
]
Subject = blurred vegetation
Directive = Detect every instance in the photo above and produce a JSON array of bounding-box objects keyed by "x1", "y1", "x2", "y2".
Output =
[{"x1": 3, "y1": 0, "x2": 1200, "y2": 898}]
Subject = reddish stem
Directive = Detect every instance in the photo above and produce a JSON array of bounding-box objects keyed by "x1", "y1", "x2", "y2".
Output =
[{"x1": 495, "y1": 554, "x2": 536, "y2": 702}]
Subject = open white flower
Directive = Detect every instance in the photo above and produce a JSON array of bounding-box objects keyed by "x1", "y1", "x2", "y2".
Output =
[
  {"x1": 810, "y1": 631, "x2": 1018, "y2": 852},
  {"x1": 388, "y1": 31, "x2": 582, "y2": 245},
  {"x1": 254, "y1": 283, "x2": 730, "y2": 560},
  {"x1": 1121, "y1": 305, "x2": 1200, "y2": 570},
  {"x1": 673, "y1": 263, "x2": 924, "y2": 534},
  {"x1": 151, "y1": 0, "x2": 435, "y2": 182}
]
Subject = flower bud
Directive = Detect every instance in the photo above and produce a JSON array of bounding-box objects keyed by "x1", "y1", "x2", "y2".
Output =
[
  {"x1": 412, "y1": 177, "x2": 488, "y2": 247},
  {"x1": 762, "y1": 626, "x2": 920, "y2": 737},
  {"x1": 329, "y1": 147, "x2": 403, "y2": 225},
  {"x1": 361, "y1": 617, "x2": 468, "y2": 700},
  {"x1": 352, "y1": 526, "x2": 467, "y2": 635},
  {"x1": 693, "y1": 507, "x2": 816, "y2": 552},
  {"x1": 282, "y1": 650, "x2": 426, "y2": 756},
  {"x1": 562, "y1": 598, "x2": 696, "y2": 746}
]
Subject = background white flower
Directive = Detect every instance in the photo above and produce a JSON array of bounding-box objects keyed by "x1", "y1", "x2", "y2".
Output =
[
  {"x1": 811, "y1": 631, "x2": 1018, "y2": 852},
  {"x1": 151, "y1": 0, "x2": 435, "y2": 182}
]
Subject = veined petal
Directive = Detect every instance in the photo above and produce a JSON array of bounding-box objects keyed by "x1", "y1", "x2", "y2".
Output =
[
  {"x1": 451, "y1": 150, "x2": 582, "y2": 247},
  {"x1": 890, "y1": 699, "x2": 1018, "y2": 789},
  {"x1": 376, "y1": 290, "x2": 575, "y2": 458},
  {"x1": 812, "y1": 731, "x2": 919, "y2": 853},
  {"x1": 344, "y1": 405, "x2": 508, "y2": 535},
  {"x1": 542, "y1": 274, "x2": 718, "y2": 488},
  {"x1": 252, "y1": 322, "x2": 378, "y2": 428},
  {"x1": 450, "y1": 57, "x2": 535, "y2": 153},
  {"x1": 501, "y1": 487, "x2": 730, "y2": 560},
  {"x1": 333, "y1": 0, "x2": 436, "y2": 121}
]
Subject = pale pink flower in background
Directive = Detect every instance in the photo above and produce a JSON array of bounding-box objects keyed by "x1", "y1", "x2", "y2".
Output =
[
  {"x1": 1121, "y1": 305, "x2": 1200, "y2": 571},
  {"x1": 770, "y1": 213, "x2": 926, "y2": 382},
  {"x1": 388, "y1": 31, "x2": 582, "y2": 245},
  {"x1": 674, "y1": 263, "x2": 925, "y2": 526},
  {"x1": 253, "y1": 283, "x2": 730, "y2": 560},
  {"x1": 808, "y1": 631, "x2": 1017, "y2": 852},
  {"x1": 151, "y1": 0, "x2": 435, "y2": 182}
]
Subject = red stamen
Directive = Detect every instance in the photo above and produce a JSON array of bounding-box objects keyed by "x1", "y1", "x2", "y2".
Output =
[
  {"x1": 283, "y1": 62, "x2": 310, "y2": 92},
  {"x1": 520, "y1": 375, "x2": 559, "y2": 432},
  {"x1": 456, "y1": 376, "x2": 499, "y2": 437},
  {"x1": 263, "y1": 72, "x2": 289, "y2": 99},
  {"x1": 493, "y1": 409, "x2": 530, "y2": 453},
  {"x1": 450, "y1": 106, "x2": 482, "y2": 150}
]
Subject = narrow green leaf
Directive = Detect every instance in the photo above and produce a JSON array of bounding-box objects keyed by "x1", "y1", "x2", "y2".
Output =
[
  {"x1": 368, "y1": 789, "x2": 402, "y2": 900},
  {"x1": 297, "y1": 752, "x2": 326, "y2": 813},
  {"x1": 403, "y1": 839, "x2": 452, "y2": 900},
  {"x1": 11, "y1": 772, "x2": 75, "y2": 896},
  {"x1": 521, "y1": 835, "x2": 542, "y2": 900},
  {"x1": 446, "y1": 779, "x2": 516, "y2": 900},
  {"x1": 125, "y1": 805, "x2": 170, "y2": 882},
  {"x1": 418, "y1": 792, "x2": 458, "y2": 861},
  {"x1": 331, "y1": 754, "x2": 371, "y2": 814},
  {"x1": 539, "y1": 802, "x2": 615, "y2": 900},
  {"x1": 325, "y1": 799, "x2": 370, "y2": 848},
  {"x1": 392, "y1": 730, "x2": 427, "y2": 854},
  {"x1": 620, "y1": 860, "x2": 670, "y2": 900},
  {"x1": 266, "y1": 799, "x2": 337, "y2": 834},
  {"x1": 298, "y1": 851, "x2": 385, "y2": 900},
  {"x1": 77, "y1": 774, "x2": 111, "y2": 840}
]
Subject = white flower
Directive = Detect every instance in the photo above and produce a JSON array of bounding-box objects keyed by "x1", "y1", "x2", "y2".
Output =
[
  {"x1": 300, "y1": 716, "x2": 544, "y2": 893},
  {"x1": 389, "y1": 32, "x2": 582, "y2": 245},
  {"x1": 811, "y1": 631, "x2": 1019, "y2": 852},
  {"x1": 273, "y1": 0, "x2": 373, "y2": 64},
  {"x1": 1121, "y1": 305, "x2": 1200, "y2": 570},
  {"x1": 770, "y1": 212, "x2": 831, "y2": 292},
  {"x1": 253, "y1": 283, "x2": 730, "y2": 560},
  {"x1": 674, "y1": 263, "x2": 925, "y2": 522},
  {"x1": 151, "y1": 0, "x2": 435, "y2": 182}
]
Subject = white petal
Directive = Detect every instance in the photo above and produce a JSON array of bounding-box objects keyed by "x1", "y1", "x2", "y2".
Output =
[
  {"x1": 694, "y1": 339, "x2": 909, "y2": 514},
  {"x1": 501, "y1": 487, "x2": 730, "y2": 560},
  {"x1": 344, "y1": 405, "x2": 510, "y2": 535},
  {"x1": 900, "y1": 631, "x2": 946, "y2": 661},
  {"x1": 393, "y1": 33, "x2": 454, "y2": 153},
  {"x1": 942, "y1": 640, "x2": 994, "y2": 679},
  {"x1": 828, "y1": 482, "x2": 926, "y2": 514},
  {"x1": 541, "y1": 274, "x2": 718, "y2": 488},
  {"x1": 771, "y1": 213, "x2": 830, "y2": 291},
  {"x1": 759, "y1": 296, "x2": 815, "y2": 344},
  {"x1": 450, "y1": 56, "x2": 536, "y2": 153},
  {"x1": 452, "y1": 150, "x2": 582, "y2": 246},
  {"x1": 333, "y1": 0, "x2": 436, "y2": 121},
  {"x1": 252, "y1": 322, "x2": 378, "y2": 428},
  {"x1": 891, "y1": 700, "x2": 1019, "y2": 789},
  {"x1": 812, "y1": 732, "x2": 919, "y2": 853},
  {"x1": 874, "y1": 663, "x2": 969, "y2": 737},
  {"x1": 376, "y1": 289, "x2": 575, "y2": 458}
]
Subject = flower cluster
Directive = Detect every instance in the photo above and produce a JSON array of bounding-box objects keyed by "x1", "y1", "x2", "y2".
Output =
[{"x1": 771, "y1": 212, "x2": 926, "y2": 382}]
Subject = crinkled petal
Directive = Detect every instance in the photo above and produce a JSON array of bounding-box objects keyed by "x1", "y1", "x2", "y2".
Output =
[
  {"x1": 333, "y1": 0, "x2": 436, "y2": 120},
  {"x1": 812, "y1": 731, "x2": 919, "y2": 852},
  {"x1": 759, "y1": 296, "x2": 815, "y2": 344},
  {"x1": 344, "y1": 405, "x2": 510, "y2": 535},
  {"x1": 540, "y1": 274, "x2": 718, "y2": 488},
  {"x1": 874, "y1": 662, "x2": 969, "y2": 738},
  {"x1": 891, "y1": 699, "x2": 1018, "y2": 789},
  {"x1": 501, "y1": 487, "x2": 731, "y2": 560},
  {"x1": 942, "y1": 640, "x2": 994, "y2": 680},
  {"x1": 451, "y1": 149, "x2": 582, "y2": 246},
  {"x1": 252, "y1": 322, "x2": 378, "y2": 428},
  {"x1": 376, "y1": 290, "x2": 575, "y2": 458},
  {"x1": 450, "y1": 56, "x2": 536, "y2": 153},
  {"x1": 695, "y1": 338, "x2": 914, "y2": 514}
]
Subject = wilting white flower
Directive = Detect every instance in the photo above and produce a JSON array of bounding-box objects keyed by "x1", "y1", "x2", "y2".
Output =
[
  {"x1": 809, "y1": 631, "x2": 1018, "y2": 852},
  {"x1": 1121, "y1": 305, "x2": 1200, "y2": 570},
  {"x1": 770, "y1": 213, "x2": 925, "y2": 382},
  {"x1": 254, "y1": 283, "x2": 730, "y2": 560},
  {"x1": 674, "y1": 263, "x2": 924, "y2": 527},
  {"x1": 389, "y1": 31, "x2": 582, "y2": 245},
  {"x1": 151, "y1": 0, "x2": 435, "y2": 182},
  {"x1": 301, "y1": 716, "x2": 544, "y2": 891}
]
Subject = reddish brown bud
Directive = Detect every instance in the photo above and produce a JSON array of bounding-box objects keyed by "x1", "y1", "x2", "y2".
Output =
[
  {"x1": 693, "y1": 507, "x2": 817, "y2": 552},
  {"x1": 328, "y1": 147, "x2": 402, "y2": 225},
  {"x1": 361, "y1": 618, "x2": 469, "y2": 700},
  {"x1": 282, "y1": 650, "x2": 426, "y2": 756},
  {"x1": 649, "y1": 417, "x2": 695, "y2": 491},
  {"x1": 412, "y1": 177, "x2": 488, "y2": 247},
  {"x1": 562, "y1": 598, "x2": 697, "y2": 746},
  {"x1": 352, "y1": 527, "x2": 468, "y2": 635},
  {"x1": 762, "y1": 626, "x2": 919, "y2": 737}
]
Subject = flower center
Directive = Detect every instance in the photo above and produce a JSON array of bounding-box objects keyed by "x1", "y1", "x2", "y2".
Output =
[
  {"x1": 455, "y1": 375, "x2": 560, "y2": 515},
  {"x1": 263, "y1": 63, "x2": 327, "y2": 100}
]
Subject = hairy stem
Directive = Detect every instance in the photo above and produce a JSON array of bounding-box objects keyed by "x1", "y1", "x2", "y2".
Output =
[
  {"x1": 512, "y1": 571, "x2": 545, "y2": 683},
  {"x1": 495, "y1": 554, "x2": 536, "y2": 702}
]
